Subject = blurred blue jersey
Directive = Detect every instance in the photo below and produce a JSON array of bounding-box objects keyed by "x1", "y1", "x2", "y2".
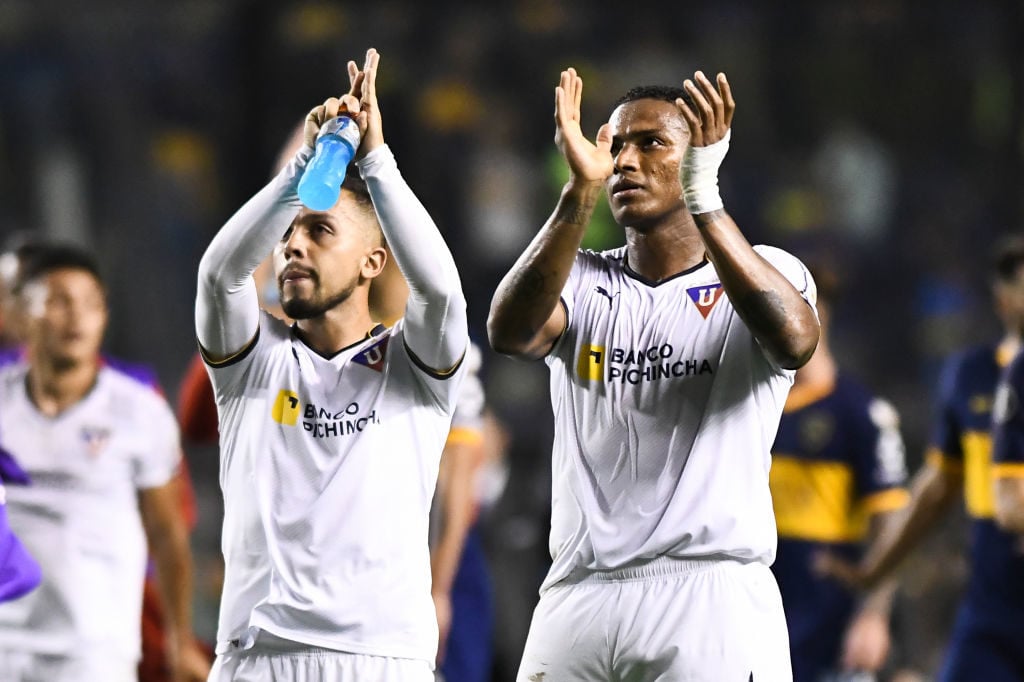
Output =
[
  {"x1": 930, "y1": 343, "x2": 1024, "y2": 681},
  {"x1": 770, "y1": 374, "x2": 908, "y2": 682}
]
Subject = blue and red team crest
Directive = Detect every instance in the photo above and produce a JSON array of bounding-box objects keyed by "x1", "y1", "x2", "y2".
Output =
[
  {"x1": 80, "y1": 426, "x2": 111, "y2": 458},
  {"x1": 686, "y1": 283, "x2": 724, "y2": 319},
  {"x1": 352, "y1": 335, "x2": 390, "y2": 373}
]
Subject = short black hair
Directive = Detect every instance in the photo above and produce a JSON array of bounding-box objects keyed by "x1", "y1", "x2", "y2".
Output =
[
  {"x1": 614, "y1": 85, "x2": 694, "y2": 111},
  {"x1": 993, "y1": 236, "x2": 1024, "y2": 283},
  {"x1": 14, "y1": 243, "x2": 105, "y2": 294},
  {"x1": 341, "y1": 168, "x2": 373, "y2": 210}
]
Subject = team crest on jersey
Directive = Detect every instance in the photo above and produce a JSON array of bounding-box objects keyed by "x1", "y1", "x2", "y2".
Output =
[
  {"x1": 352, "y1": 336, "x2": 390, "y2": 373},
  {"x1": 686, "y1": 283, "x2": 724, "y2": 319},
  {"x1": 80, "y1": 426, "x2": 111, "y2": 458}
]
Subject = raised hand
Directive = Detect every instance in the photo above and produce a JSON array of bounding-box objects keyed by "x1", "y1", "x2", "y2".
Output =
[
  {"x1": 349, "y1": 48, "x2": 383, "y2": 159},
  {"x1": 676, "y1": 71, "x2": 735, "y2": 147},
  {"x1": 554, "y1": 68, "x2": 613, "y2": 184},
  {"x1": 303, "y1": 94, "x2": 361, "y2": 150}
]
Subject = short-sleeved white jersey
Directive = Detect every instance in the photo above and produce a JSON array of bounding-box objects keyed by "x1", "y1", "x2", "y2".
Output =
[
  {"x1": 0, "y1": 362, "x2": 181, "y2": 659},
  {"x1": 543, "y1": 245, "x2": 816, "y2": 591},
  {"x1": 209, "y1": 313, "x2": 464, "y2": 663}
]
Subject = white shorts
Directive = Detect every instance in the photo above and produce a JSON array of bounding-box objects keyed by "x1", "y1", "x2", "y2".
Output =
[
  {"x1": 208, "y1": 631, "x2": 434, "y2": 682},
  {"x1": 517, "y1": 557, "x2": 792, "y2": 682},
  {"x1": 0, "y1": 648, "x2": 136, "y2": 682}
]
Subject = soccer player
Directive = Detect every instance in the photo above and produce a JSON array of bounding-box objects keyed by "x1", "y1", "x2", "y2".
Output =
[
  {"x1": 488, "y1": 68, "x2": 820, "y2": 680},
  {"x1": 818, "y1": 237, "x2": 1024, "y2": 681},
  {"x1": 0, "y1": 239, "x2": 204, "y2": 682},
  {"x1": 770, "y1": 267, "x2": 909, "y2": 681},
  {"x1": 0, "y1": 244, "x2": 208, "y2": 681},
  {"x1": 197, "y1": 48, "x2": 468, "y2": 681}
]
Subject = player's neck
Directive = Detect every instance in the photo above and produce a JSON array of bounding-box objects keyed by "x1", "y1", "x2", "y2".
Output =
[
  {"x1": 624, "y1": 219, "x2": 706, "y2": 283},
  {"x1": 294, "y1": 301, "x2": 377, "y2": 358},
  {"x1": 26, "y1": 354, "x2": 101, "y2": 417}
]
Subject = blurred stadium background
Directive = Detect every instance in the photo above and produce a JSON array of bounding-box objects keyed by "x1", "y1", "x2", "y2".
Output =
[{"x1": 1, "y1": 1, "x2": 1022, "y2": 678}]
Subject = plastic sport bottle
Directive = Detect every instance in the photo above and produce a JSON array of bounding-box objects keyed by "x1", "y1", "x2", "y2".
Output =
[{"x1": 297, "y1": 115, "x2": 362, "y2": 211}]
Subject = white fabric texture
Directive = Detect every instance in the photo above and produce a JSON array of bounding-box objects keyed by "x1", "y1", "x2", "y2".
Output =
[
  {"x1": 196, "y1": 145, "x2": 313, "y2": 359},
  {"x1": 517, "y1": 559, "x2": 792, "y2": 681},
  {"x1": 356, "y1": 146, "x2": 467, "y2": 371}
]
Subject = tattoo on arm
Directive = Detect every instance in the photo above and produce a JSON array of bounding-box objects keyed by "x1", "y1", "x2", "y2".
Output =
[
  {"x1": 736, "y1": 289, "x2": 789, "y2": 332},
  {"x1": 514, "y1": 266, "x2": 548, "y2": 301},
  {"x1": 555, "y1": 200, "x2": 595, "y2": 226}
]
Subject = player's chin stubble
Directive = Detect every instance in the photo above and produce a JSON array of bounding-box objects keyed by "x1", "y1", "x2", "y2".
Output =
[{"x1": 281, "y1": 283, "x2": 356, "y2": 320}]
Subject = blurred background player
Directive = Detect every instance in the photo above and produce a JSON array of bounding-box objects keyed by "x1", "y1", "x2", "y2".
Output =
[
  {"x1": 818, "y1": 236, "x2": 1024, "y2": 681},
  {"x1": 983, "y1": 333, "x2": 1024, "y2": 679},
  {"x1": 0, "y1": 238, "x2": 205, "y2": 682},
  {"x1": 0, "y1": 244, "x2": 208, "y2": 681},
  {"x1": 770, "y1": 265, "x2": 910, "y2": 681}
]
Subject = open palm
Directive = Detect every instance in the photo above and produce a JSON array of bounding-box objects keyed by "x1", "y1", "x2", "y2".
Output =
[{"x1": 554, "y1": 68, "x2": 613, "y2": 183}]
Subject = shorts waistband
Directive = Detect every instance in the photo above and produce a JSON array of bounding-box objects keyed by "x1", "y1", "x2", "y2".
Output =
[{"x1": 561, "y1": 554, "x2": 757, "y2": 585}]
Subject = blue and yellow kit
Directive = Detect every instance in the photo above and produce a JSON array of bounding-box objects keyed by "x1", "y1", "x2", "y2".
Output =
[
  {"x1": 932, "y1": 343, "x2": 1024, "y2": 681},
  {"x1": 770, "y1": 374, "x2": 909, "y2": 682}
]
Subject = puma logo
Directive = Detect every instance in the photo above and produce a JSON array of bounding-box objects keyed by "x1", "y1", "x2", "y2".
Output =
[{"x1": 595, "y1": 285, "x2": 619, "y2": 307}]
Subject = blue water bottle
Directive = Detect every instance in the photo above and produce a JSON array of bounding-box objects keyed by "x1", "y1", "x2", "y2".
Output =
[{"x1": 297, "y1": 115, "x2": 362, "y2": 211}]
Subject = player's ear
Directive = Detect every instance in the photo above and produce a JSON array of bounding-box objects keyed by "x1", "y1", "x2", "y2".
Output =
[{"x1": 361, "y1": 246, "x2": 387, "y2": 281}]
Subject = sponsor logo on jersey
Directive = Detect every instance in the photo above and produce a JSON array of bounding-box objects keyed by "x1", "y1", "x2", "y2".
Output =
[
  {"x1": 352, "y1": 336, "x2": 390, "y2": 372},
  {"x1": 272, "y1": 390, "x2": 301, "y2": 426},
  {"x1": 686, "y1": 283, "x2": 724, "y2": 319},
  {"x1": 594, "y1": 286, "x2": 619, "y2": 308},
  {"x1": 80, "y1": 426, "x2": 111, "y2": 458},
  {"x1": 577, "y1": 344, "x2": 605, "y2": 380},
  {"x1": 576, "y1": 342, "x2": 714, "y2": 384},
  {"x1": 271, "y1": 390, "x2": 381, "y2": 438}
]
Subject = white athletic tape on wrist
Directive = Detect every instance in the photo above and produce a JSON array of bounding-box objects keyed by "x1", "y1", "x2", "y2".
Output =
[{"x1": 681, "y1": 128, "x2": 731, "y2": 214}]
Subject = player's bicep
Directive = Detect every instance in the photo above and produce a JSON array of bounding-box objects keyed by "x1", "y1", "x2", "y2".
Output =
[{"x1": 523, "y1": 298, "x2": 569, "y2": 360}]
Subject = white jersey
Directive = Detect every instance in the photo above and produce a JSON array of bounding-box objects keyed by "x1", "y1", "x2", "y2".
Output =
[
  {"x1": 543, "y1": 244, "x2": 816, "y2": 591},
  {"x1": 0, "y1": 362, "x2": 180, "y2": 659},
  {"x1": 210, "y1": 313, "x2": 464, "y2": 663},
  {"x1": 449, "y1": 341, "x2": 485, "y2": 437}
]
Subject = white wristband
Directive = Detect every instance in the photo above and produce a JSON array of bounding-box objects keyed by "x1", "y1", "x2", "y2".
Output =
[{"x1": 681, "y1": 128, "x2": 731, "y2": 214}]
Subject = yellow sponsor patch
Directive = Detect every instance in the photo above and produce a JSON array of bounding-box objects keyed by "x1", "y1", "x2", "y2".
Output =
[
  {"x1": 271, "y1": 389, "x2": 301, "y2": 426},
  {"x1": 576, "y1": 344, "x2": 605, "y2": 381}
]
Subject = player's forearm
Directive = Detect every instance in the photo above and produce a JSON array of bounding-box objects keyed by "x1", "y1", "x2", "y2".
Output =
[
  {"x1": 357, "y1": 145, "x2": 467, "y2": 369},
  {"x1": 147, "y1": 508, "x2": 196, "y2": 646},
  {"x1": 488, "y1": 179, "x2": 599, "y2": 354},
  {"x1": 859, "y1": 465, "x2": 960, "y2": 587},
  {"x1": 195, "y1": 146, "x2": 312, "y2": 358},
  {"x1": 694, "y1": 210, "x2": 818, "y2": 369}
]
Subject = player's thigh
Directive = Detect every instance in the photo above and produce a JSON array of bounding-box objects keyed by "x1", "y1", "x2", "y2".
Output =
[
  {"x1": 617, "y1": 562, "x2": 792, "y2": 682},
  {"x1": 210, "y1": 649, "x2": 434, "y2": 682},
  {"x1": 516, "y1": 582, "x2": 612, "y2": 682},
  {"x1": 939, "y1": 625, "x2": 1024, "y2": 682}
]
